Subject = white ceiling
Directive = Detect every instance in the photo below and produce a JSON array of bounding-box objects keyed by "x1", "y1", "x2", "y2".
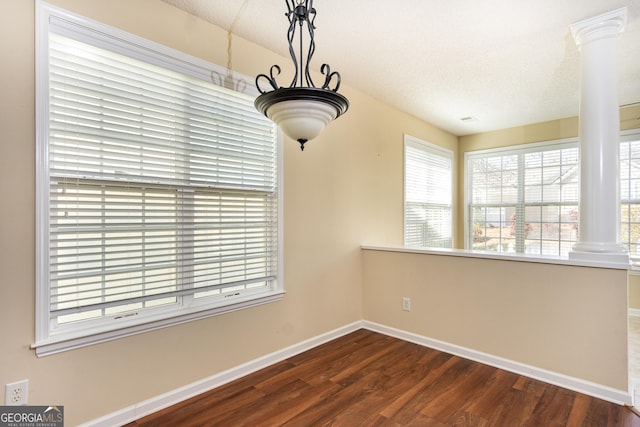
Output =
[{"x1": 162, "y1": 0, "x2": 640, "y2": 136}]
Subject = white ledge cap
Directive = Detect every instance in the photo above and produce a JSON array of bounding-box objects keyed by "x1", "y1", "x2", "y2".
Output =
[{"x1": 361, "y1": 245, "x2": 631, "y2": 270}]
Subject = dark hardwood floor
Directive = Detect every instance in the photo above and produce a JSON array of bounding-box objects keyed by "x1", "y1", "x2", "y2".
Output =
[{"x1": 125, "y1": 329, "x2": 640, "y2": 426}]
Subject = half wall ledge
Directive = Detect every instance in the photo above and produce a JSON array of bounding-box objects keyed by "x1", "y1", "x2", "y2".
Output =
[{"x1": 360, "y1": 245, "x2": 630, "y2": 270}]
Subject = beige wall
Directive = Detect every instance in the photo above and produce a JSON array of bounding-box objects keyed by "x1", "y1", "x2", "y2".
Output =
[
  {"x1": 1, "y1": 0, "x2": 635, "y2": 423},
  {"x1": 630, "y1": 274, "x2": 640, "y2": 310},
  {"x1": 0, "y1": 0, "x2": 456, "y2": 424},
  {"x1": 362, "y1": 249, "x2": 629, "y2": 391}
]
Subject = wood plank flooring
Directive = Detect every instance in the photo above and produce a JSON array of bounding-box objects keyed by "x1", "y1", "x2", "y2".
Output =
[{"x1": 125, "y1": 329, "x2": 640, "y2": 426}]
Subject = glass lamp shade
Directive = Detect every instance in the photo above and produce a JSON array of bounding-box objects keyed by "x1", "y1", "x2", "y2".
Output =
[
  {"x1": 267, "y1": 99, "x2": 337, "y2": 143},
  {"x1": 255, "y1": 87, "x2": 348, "y2": 150}
]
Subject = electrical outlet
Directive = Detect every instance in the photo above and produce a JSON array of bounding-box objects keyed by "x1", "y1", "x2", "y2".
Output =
[
  {"x1": 402, "y1": 297, "x2": 411, "y2": 312},
  {"x1": 5, "y1": 380, "x2": 28, "y2": 406}
]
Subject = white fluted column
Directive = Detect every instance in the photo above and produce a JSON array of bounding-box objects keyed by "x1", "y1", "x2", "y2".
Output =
[{"x1": 569, "y1": 8, "x2": 629, "y2": 266}]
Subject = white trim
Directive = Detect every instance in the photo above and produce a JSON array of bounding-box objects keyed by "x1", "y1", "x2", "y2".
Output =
[
  {"x1": 464, "y1": 136, "x2": 579, "y2": 157},
  {"x1": 361, "y1": 244, "x2": 630, "y2": 270},
  {"x1": 79, "y1": 321, "x2": 362, "y2": 427},
  {"x1": 38, "y1": 1, "x2": 259, "y2": 96},
  {"x1": 362, "y1": 321, "x2": 633, "y2": 406},
  {"x1": 404, "y1": 134, "x2": 454, "y2": 158},
  {"x1": 32, "y1": 292, "x2": 286, "y2": 357},
  {"x1": 629, "y1": 308, "x2": 640, "y2": 318},
  {"x1": 35, "y1": 0, "x2": 53, "y2": 348},
  {"x1": 621, "y1": 128, "x2": 640, "y2": 142}
]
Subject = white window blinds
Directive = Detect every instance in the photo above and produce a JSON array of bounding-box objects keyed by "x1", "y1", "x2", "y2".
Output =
[
  {"x1": 404, "y1": 136, "x2": 453, "y2": 248},
  {"x1": 36, "y1": 5, "x2": 281, "y2": 354}
]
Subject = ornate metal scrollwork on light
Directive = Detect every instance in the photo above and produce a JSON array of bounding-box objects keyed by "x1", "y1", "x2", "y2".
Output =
[{"x1": 255, "y1": 0, "x2": 349, "y2": 151}]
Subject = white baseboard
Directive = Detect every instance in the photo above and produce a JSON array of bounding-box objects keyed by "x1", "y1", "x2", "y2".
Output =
[
  {"x1": 630, "y1": 308, "x2": 640, "y2": 318},
  {"x1": 362, "y1": 321, "x2": 632, "y2": 406},
  {"x1": 80, "y1": 321, "x2": 363, "y2": 427},
  {"x1": 83, "y1": 319, "x2": 633, "y2": 426}
]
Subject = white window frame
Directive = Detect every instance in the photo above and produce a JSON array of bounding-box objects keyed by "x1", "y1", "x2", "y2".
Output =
[
  {"x1": 34, "y1": 1, "x2": 283, "y2": 356},
  {"x1": 464, "y1": 138, "x2": 579, "y2": 257},
  {"x1": 403, "y1": 135, "x2": 453, "y2": 248},
  {"x1": 620, "y1": 129, "x2": 640, "y2": 265}
]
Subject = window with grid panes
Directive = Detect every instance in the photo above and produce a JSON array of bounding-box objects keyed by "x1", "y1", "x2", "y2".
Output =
[
  {"x1": 466, "y1": 141, "x2": 579, "y2": 256},
  {"x1": 620, "y1": 131, "x2": 640, "y2": 260},
  {"x1": 404, "y1": 135, "x2": 453, "y2": 248},
  {"x1": 34, "y1": 3, "x2": 282, "y2": 355}
]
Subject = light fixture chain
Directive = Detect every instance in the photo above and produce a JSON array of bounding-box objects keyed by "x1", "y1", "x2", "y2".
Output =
[
  {"x1": 304, "y1": 2, "x2": 317, "y2": 88},
  {"x1": 286, "y1": 1, "x2": 300, "y2": 88}
]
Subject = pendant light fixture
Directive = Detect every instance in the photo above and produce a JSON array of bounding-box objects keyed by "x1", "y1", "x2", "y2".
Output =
[{"x1": 255, "y1": 0, "x2": 349, "y2": 151}]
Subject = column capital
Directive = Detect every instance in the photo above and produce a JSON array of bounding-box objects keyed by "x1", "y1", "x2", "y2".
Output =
[{"x1": 571, "y1": 7, "x2": 627, "y2": 46}]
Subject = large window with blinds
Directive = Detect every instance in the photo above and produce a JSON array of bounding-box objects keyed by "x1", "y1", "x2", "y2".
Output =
[
  {"x1": 620, "y1": 131, "x2": 640, "y2": 259},
  {"x1": 35, "y1": 4, "x2": 282, "y2": 355},
  {"x1": 466, "y1": 140, "x2": 579, "y2": 257},
  {"x1": 404, "y1": 135, "x2": 453, "y2": 248}
]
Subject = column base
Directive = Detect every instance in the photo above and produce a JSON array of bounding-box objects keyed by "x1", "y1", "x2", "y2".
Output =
[{"x1": 569, "y1": 246, "x2": 630, "y2": 267}]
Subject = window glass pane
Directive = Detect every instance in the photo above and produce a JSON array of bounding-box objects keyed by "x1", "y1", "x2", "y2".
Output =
[
  {"x1": 621, "y1": 137, "x2": 640, "y2": 260},
  {"x1": 470, "y1": 206, "x2": 515, "y2": 253},
  {"x1": 467, "y1": 143, "x2": 578, "y2": 256},
  {"x1": 51, "y1": 182, "x2": 180, "y2": 325},
  {"x1": 524, "y1": 206, "x2": 542, "y2": 240}
]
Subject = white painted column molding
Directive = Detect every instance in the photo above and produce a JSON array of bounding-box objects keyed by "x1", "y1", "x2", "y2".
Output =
[{"x1": 569, "y1": 7, "x2": 629, "y2": 266}]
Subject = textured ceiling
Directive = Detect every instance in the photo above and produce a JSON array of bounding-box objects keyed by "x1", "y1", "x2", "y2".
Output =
[{"x1": 162, "y1": 0, "x2": 640, "y2": 136}]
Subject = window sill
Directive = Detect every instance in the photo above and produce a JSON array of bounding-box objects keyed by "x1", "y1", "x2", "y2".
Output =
[
  {"x1": 32, "y1": 291, "x2": 285, "y2": 357},
  {"x1": 361, "y1": 245, "x2": 630, "y2": 270}
]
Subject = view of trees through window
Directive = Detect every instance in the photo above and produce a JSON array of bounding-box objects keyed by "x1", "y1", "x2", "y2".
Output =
[
  {"x1": 621, "y1": 138, "x2": 640, "y2": 257},
  {"x1": 468, "y1": 135, "x2": 640, "y2": 258},
  {"x1": 468, "y1": 144, "x2": 579, "y2": 257}
]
